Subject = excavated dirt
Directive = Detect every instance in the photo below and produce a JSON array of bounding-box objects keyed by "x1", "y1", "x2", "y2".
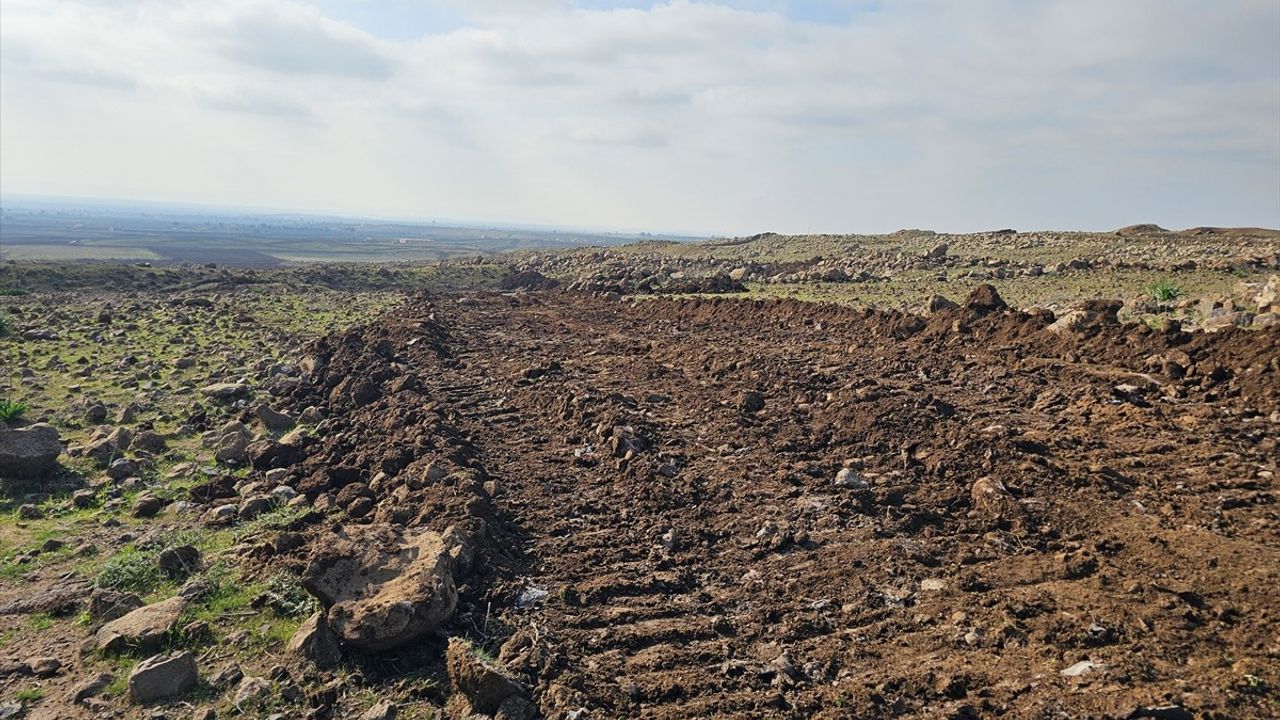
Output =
[{"x1": 264, "y1": 290, "x2": 1278, "y2": 719}]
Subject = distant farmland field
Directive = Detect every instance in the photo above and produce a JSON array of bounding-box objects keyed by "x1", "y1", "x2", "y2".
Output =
[{"x1": 0, "y1": 203, "x2": 692, "y2": 265}]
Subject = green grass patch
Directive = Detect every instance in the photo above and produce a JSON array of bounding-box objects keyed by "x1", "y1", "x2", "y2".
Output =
[
  {"x1": 96, "y1": 546, "x2": 165, "y2": 595},
  {"x1": 93, "y1": 527, "x2": 230, "y2": 596},
  {"x1": 232, "y1": 503, "x2": 308, "y2": 540},
  {"x1": 0, "y1": 399, "x2": 26, "y2": 422},
  {"x1": 471, "y1": 644, "x2": 499, "y2": 664},
  {"x1": 102, "y1": 656, "x2": 138, "y2": 696},
  {"x1": 14, "y1": 686, "x2": 44, "y2": 703},
  {"x1": 27, "y1": 613, "x2": 55, "y2": 631},
  {"x1": 1147, "y1": 278, "x2": 1185, "y2": 303}
]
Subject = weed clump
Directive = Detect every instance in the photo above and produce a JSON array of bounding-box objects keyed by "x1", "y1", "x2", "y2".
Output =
[
  {"x1": 0, "y1": 399, "x2": 27, "y2": 422},
  {"x1": 1147, "y1": 278, "x2": 1184, "y2": 303},
  {"x1": 96, "y1": 547, "x2": 164, "y2": 595}
]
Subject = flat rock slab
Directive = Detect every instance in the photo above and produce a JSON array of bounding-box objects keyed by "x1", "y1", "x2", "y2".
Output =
[
  {"x1": 96, "y1": 596, "x2": 188, "y2": 654},
  {"x1": 302, "y1": 524, "x2": 457, "y2": 652},
  {"x1": 0, "y1": 579, "x2": 91, "y2": 616},
  {"x1": 200, "y1": 382, "x2": 248, "y2": 400}
]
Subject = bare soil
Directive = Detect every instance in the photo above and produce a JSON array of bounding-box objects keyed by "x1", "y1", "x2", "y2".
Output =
[{"x1": 260, "y1": 289, "x2": 1280, "y2": 719}]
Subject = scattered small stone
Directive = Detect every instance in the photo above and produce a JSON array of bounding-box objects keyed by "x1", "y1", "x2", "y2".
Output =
[
  {"x1": 238, "y1": 496, "x2": 273, "y2": 519},
  {"x1": 132, "y1": 430, "x2": 167, "y2": 454},
  {"x1": 1125, "y1": 705, "x2": 1193, "y2": 720},
  {"x1": 346, "y1": 496, "x2": 374, "y2": 518},
  {"x1": 85, "y1": 403, "x2": 109, "y2": 423},
  {"x1": 1061, "y1": 659, "x2": 1103, "y2": 677},
  {"x1": 205, "y1": 504, "x2": 237, "y2": 525},
  {"x1": 928, "y1": 294, "x2": 959, "y2": 312},
  {"x1": 970, "y1": 476, "x2": 1023, "y2": 526},
  {"x1": 207, "y1": 663, "x2": 243, "y2": 690},
  {"x1": 107, "y1": 456, "x2": 141, "y2": 480},
  {"x1": 157, "y1": 545, "x2": 203, "y2": 578},
  {"x1": 256, "y1": 404, "x2": 296, "y2": 433},
  {"x1": 132, "y1": 493, "x2": 166, "y2": 518},
  {"x1": 178, "y1": 577, "x2": 216, "y2": 602},
  {"x1": 660, "y1": 528, "x2": 681, "y2": 553},
  {"x1": 28, "y1": 657, "x2": 61, "y2": 678},
  {"x1": 360, "y1": 701, "x2": 398, "y2": 720},
  {"x1": 964, "y1": 284, "x2": 1008, "y2": 312},
  {"x1": 233, "y1": 675, "x2": 272, "y2": 707},
  {"x1": 89, "y1": 588, "x2": 144, "y2": 623},
  {"x1": 71, "y1": 672, "x2": 114, "y2": 703},
  {"x1": 962, "y1": 627, "x2": 985, "y2": 647},
  {"x1": 271, "y1": 485, "x2": 298, "y2": 503},
  {"x1": 834, "y1": 468, "x2": 868, "y2": 489},
  {"x1": 738, "y1": 390, "x2": 765, "y2": 414}
]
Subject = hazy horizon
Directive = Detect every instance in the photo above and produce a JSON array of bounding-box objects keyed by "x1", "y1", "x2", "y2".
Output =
[
  {"x1": 6, "y1": 191, "x2": 1280, "y2": 239},
  {"x1": 3, "y1": 1, "x2": 1278, "y2": 235},
  {"x1": 0, "y1": 191, "x2": 709, "y2": 237}
]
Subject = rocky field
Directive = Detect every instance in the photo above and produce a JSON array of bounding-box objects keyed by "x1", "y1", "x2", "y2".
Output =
[
  {"x1": 502, "y1": 226, "x2": 1280, "y2": 330},
  {"x1": 1, "y1": 228, "x2": 1278, "y2": 720}
]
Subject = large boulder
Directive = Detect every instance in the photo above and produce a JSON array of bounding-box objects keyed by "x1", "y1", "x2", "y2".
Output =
[
  {"x1": 0, "y1": 423, "x2": 63, "y2": 480},
  {"x1": 96, "y1": 596, "x2": 188, "y2": 654},
  {"x1": 302, "y1": 525, "x2": 457, "y2": 652}
]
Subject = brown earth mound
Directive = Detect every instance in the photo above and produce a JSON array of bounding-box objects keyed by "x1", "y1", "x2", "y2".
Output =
[
  {"x1": 250, "y1": 291, "x2": 1278, "y2": 719},
  {"x1": 1116, "y1": 224, "x2": 1170, "y2": 237}
]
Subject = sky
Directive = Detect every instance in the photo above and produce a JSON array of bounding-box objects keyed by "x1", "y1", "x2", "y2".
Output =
[{"x1": 1, "y1": 0, "x2": 1278, "y2": 235}]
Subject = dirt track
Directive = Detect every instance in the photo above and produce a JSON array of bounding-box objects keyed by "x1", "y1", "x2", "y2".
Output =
[{"x1": 272, "y1": 289, "x2": 1279, "y2": 719}]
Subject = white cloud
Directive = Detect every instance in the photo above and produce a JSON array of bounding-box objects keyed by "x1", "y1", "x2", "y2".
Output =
[{"x1": 1, "y1": 0, "x2": 1277, "y2": 233}]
